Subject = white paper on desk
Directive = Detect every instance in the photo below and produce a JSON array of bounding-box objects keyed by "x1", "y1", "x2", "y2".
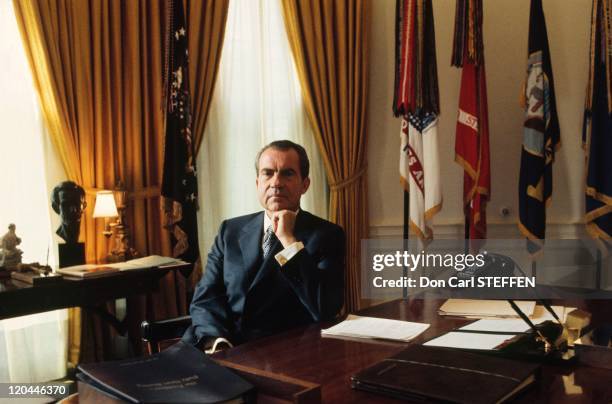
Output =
[
  {"x1": 106, "y1": 255, "x2": 187, "y2": 271},
  {"x1": 459, "y1": 305, "x2": 577, "y2": 333},
  {"x1": 459, "y1": 319, "x2": 532, "y2": 333},
  {"x1": 57, "y1": 264, "x2": 101, "y2": 271},
  {"x1": 321, "y1": 315, "x2": 430, "y2": 342},
  {"x1": 424, "y1": 332, "x2": 515, "y2": 350},
  {"x1": 438, "y1": 299, "x2": 536, "y2": 318},
  {"x1": 56, "y1": 264, "x2": 120, "y2": 278}
]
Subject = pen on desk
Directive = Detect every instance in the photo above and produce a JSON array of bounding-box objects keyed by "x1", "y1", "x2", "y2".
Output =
[
  {"x1": 538, "y1": 299, "x2": 562, "y2": 323},
  {"x1": 504, "y1": 255, "x2": 567, "y2": 332},
  {"x1": 507, "y1": 299, "x2": 552, "y2": 351},
  {"x1": 538, "y1": 299, "x2": 571, "y2": 347}
]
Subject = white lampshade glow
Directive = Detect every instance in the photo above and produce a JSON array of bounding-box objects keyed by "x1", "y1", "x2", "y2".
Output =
[{"x1": 93, "y1": 191, "x2": 119, "y2": 218}]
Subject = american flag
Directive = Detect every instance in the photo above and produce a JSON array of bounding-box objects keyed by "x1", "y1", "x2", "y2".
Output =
[
  {"x1": 161, "y1": 0, "x2": 200, "y2": 272},
  {"x1": 394, "y1": 0, "x2": 442, "y2": 242}
]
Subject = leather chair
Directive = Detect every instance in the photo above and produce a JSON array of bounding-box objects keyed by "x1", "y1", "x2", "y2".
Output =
[{"x1": 140, "y1": 315, "x2": 192, "y2": 355}]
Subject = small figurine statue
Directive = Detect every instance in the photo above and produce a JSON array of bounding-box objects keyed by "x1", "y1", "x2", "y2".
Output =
[
  {"x1": 51, "y1": 181, "x2": 87, "y2": 244},
  {"x1": 0, "y1": 223, "x2": 23, "y2": 269}
]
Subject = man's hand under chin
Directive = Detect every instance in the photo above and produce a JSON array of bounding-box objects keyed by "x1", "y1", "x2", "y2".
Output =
[{"x1": 271, "y1": 210, "x2": 298, "y2": 247}]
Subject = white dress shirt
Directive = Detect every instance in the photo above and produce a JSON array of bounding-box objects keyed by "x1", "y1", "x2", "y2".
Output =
[{"x1": 263, "y1": 210, "x2": 304, "y2": 266}]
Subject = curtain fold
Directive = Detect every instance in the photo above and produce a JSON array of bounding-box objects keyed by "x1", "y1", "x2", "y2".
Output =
[
  {"x1": 12, "y1": 0, "x2": 83, "y2": 184},
  {"x1": 187, "y1": 0, "x2": 230, "y2": 154},
  {"x1": 12, "y1": 0, "x2": 228, "y2": 363},
  {"x1": 281, "y1": 0, "x2": 370, "y2": 312}
]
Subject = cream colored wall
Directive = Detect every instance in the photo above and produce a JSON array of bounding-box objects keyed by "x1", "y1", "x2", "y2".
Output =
[{"x1": 367, "y1": 0, "x2": 592, "y2": 238}]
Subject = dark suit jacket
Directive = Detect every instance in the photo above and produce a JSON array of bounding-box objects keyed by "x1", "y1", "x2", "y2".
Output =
[{"x1": 183, "y1": 210, "x2": 345, "y2": 346}]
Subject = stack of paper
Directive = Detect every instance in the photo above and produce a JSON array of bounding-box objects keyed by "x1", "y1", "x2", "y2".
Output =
[
  {"x1": 530, "y1": 305, "x2": 577, "y2": 322},
  {"x1": 458, "y1": 305, "x2": 577, "y2": 333},
  {"x1": 57, "y1": 264, "x2": 120, "y2": 278},
  {"x1": 57, "y1": 255, "x2": 188, "y2": 277},
  {"x1": 107, "y1": 255, "x2": 188, "y2": 271},
  {"x1": 321, "y1": 315, "x2": 430, "y2": 342},
  {"x1": 438, "y1": 299, "x2": 536, "y2": 318},
  {"x1": 427, "y1": 301, "x2": 578, "y2": 350}
]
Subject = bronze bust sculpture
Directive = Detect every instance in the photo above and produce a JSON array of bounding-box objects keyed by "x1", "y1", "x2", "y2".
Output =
[{"x1": 51, "y1": 181, "x2": 87, "y2": 244}]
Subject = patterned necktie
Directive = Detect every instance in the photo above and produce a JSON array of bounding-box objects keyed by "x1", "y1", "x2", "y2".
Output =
[{"x1": 262, "y1": 225, "x2": 275, "y2": 258}]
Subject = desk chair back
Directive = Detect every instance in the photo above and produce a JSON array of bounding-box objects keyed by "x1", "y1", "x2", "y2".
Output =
[{"x1": 140, "y1": 315, "x2": 192, "y2": 355}]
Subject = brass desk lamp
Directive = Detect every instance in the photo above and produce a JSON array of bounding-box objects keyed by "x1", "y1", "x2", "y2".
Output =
[{"x1": 93, "y1": 186, "x2": 138, "y2": 262}]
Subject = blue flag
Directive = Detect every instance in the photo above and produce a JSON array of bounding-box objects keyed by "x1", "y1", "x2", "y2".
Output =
[
  {"x1": 583, "y1": 0, "x2": 612, "y2": 250},
  {"x1": 518, "y1": 0, "x2": 560, "y2": 256}
]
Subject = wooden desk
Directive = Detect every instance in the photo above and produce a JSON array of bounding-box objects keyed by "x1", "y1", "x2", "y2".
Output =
[
  {"x1": 213, "y1": 299, "x2": 612, "y2": 403},
  {"x1": 0, "y1": 266, "x2": 185, "y2": 320},
  {"x1": 0, "y1": 264, "x2": 190, "y2": 355}
]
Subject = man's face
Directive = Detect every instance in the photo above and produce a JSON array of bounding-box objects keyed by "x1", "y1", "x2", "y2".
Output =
[
  {"x1": 256, "y1": 148, "x2": 310, "y2": 213},
  {"x1": 58, "y1": 190, "x2": 86, "y2": 225}
]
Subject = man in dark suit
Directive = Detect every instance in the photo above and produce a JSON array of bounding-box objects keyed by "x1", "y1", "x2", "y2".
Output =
[{"x1": 183, "y1": 140, "x2": 345, "y2": 350}]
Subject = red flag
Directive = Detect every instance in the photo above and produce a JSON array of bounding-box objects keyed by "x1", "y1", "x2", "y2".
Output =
[
  {"x1": 394, "y1": 0, "x2": 416, "y2": 115},
  {"x1": 393, "y1": 0, "x2": 439, "y2": 117},
  {"x1": 455, "y1": 60, "x2": 490, "y2": 239}
]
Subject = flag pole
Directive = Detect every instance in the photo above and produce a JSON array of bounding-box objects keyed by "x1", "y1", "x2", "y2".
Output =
[
  {"x1": 596, "y1": 249, "x2": 602, "y2": 289},
  {"x1": 403, "y1": 190, "x2": 409, "y2": 299},
  {"x1": 464, "y1": 212, "x2": 469, "y2": 253},
  {"x1": 394, "y1": 0, "x2": 441, "y2": 302}
]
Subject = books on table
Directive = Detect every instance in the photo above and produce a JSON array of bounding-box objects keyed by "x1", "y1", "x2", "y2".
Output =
[
  {"x1": 111, "y1": 255, "x2": 188, "y2": 270},
  {"x1": 57, "y1": 255, "x2": 188, "y2": 278},
  {"x1": 321, "y1": 315, "x2": 430, "y2": 342},
  {"x1": 56, "y1": 264, "x2": 120, "y2": 278}
]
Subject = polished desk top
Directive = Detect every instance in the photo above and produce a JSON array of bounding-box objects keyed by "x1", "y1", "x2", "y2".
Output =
[
  {"x1": 0, "y1": 265, "x2": 185, "y2": 320},
  {"x1": 214, "y1": 299, "x2": 612, "y2": 403}
]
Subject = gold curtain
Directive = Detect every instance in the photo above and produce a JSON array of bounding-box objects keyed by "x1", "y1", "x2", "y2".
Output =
[
  {"x1": 13, "y1": 0, "x2": 228, "y2": 363},
  {"x1": 186, "y1": 0, "x2": 229, "y2": 154},
  {"x1": 281, "y1": 0, "x2": 370, "y2": 312}
]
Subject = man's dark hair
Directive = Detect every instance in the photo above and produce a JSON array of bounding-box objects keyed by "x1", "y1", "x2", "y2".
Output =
[
  {"x1": 51, "y1": 181, "x2": 86, "y2": 213},
  {"x1": 255, "y1": 140, "x2": 310, "y2": 179}
]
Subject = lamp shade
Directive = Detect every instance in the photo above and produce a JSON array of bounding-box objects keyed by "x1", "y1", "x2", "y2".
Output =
[{"x1": 93, "y1": 191, "x2": 119, "y2": 218}]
